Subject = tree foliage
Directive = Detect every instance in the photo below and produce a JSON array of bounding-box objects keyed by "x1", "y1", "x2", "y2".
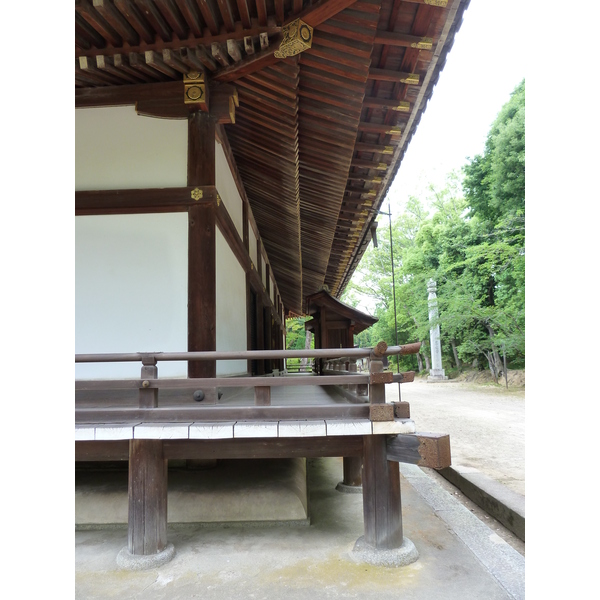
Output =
[{"x1": 344, "y1": 80, "x2": 525, "y2": 377}]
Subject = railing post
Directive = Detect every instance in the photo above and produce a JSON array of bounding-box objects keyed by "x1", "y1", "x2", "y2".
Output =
[
  {"x1": 139, "y1": 354, "x2": 158, "y2": 408},
  {"x1": 254, "y1": 386, "x2": 271, "y2": 406},
  {"x1": 353, "y1": 341, "x2": 418, "y2": 565}
]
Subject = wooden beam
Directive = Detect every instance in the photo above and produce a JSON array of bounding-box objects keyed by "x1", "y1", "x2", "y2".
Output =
[
  {"x1": 214, "y1": 0, "x2": 359, "y2": 83},
  {"x1": 187, "y1": 112, "x2": 217, "y2": 380},
  {"x1": 75, "y1": 404, "x2": 371, "y2": 424},
  {"x1": 114, "y1": 0, "x2": 155, "y2": 44},
  {"x1": 93, "y1": 0, "x2": 139, "y2": 45},
  {"x1": 368, "y1": 68, "x2": 420, "y2": 84},
  {"x1": 76, "y1": 0, "x2": 123, "y2": 47},
  {"x1": 163, "y1": 436, "x2": 364, "y2": 459},
  {"x1": 386, "y1": 433, "x2": 451, "y2": 469},
  {"x1": 374, "y1": 31, "x2": 433, "y2": 50},
  {"x1": 75, "y1": 186, "x2": 218, "y2": 215},
  {"x1": 362, "y1": 96, "x2": 410, "y2": 112}
]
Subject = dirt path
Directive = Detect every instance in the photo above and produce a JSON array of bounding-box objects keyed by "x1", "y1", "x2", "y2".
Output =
[{"x1": 385, "y1": 379, "x2": 525, "y2": 496}]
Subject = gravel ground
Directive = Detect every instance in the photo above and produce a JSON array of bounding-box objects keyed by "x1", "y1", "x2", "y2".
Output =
[
  {"x1": 386, "y1": 378, "x2": 525, "y2": 496},
  {"x1": 385, "y1": 377, "x2": 526, "y2": 556}
]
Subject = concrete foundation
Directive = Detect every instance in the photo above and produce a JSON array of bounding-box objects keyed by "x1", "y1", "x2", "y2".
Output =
[
  {"x1": 76, "y1": 458, "x2": 309, "y2": 527},
  {"x1": 116, "y1": 543, "x2": 176, "y2": 571},
  {"x1": 352, "y1": 535, "x2": 419, "y2": 567}
]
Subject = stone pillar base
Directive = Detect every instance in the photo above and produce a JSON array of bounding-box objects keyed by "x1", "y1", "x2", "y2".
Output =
[
  {"x1": 117, "y1": 543, "x2": 175, "y2": 571},
  {"x1": 335, "y1": 481, "x2": 362, "y2": 494},
  {"x1": 427, "y1": 369, "x2": 448, "y2": 382},
  {"x1": 351, "y1": 536, "x2": 419, "y2": 567}
]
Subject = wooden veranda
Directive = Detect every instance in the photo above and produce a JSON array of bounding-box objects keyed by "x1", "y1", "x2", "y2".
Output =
[{"x1": 74, "y1": 0, "x2": 467, "y2": 568}]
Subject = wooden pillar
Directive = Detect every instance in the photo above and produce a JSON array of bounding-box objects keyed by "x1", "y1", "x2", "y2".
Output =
[
  {"x1": 187, "y1": 111, "x2": 216, "y2": 379},
  {"x1": 264, "y1": 306, "x2": 272, "y2": 373},
  {"x1": 128, "y1": 439, "x2": 168, "y2": 556},
  {"x1": 361, "y1": 353, "x2": 403, "y2": 549},
  {"x1": 343, "y1": 456, "x2": 363, "y2": 486}
]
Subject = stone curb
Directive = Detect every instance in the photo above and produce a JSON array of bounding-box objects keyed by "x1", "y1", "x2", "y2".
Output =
[{"x1": 438, "y1": 465, "x2": 525, "y2": 541}]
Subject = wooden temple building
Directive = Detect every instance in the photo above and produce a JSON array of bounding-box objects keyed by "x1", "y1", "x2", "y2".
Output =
[{"x1": 75, "y1": 0, "x2": 466, "y2": 569}]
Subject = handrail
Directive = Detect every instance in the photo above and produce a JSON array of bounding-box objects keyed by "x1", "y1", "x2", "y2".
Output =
[{"x1": 75, "y1": 342, "x2": 422, "y2": 363}]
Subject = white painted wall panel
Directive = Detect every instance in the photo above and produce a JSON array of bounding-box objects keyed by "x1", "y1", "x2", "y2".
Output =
[
  {"x1": 249, "y1": 226, "x2": 257, "y2": 270},
  {"x1": 75, "y1": 107, "x2": 187, "y2": 190},
  {"x1": 75, "y1": 213, "x2": 188, "y2": 379},
  {"x1": 215, "y1": 142, "x2": 244, "y2": 238},
  {"x1": 216, "y1": 228, "x2": 247, "y2": 376}
]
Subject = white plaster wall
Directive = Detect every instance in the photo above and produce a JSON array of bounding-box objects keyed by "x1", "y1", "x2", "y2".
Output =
[
  {"x1": 75, "y1": 106, "x2": 187, "y2": 190},
  {"x1": 215, "y1": 142, "x2": 244, "y2": 239},
  {"x1": 75, "y1": 213, "x2": 188, "y2": 379},
  {"x1": 248, "y1": 226, "x2": 257, "y2": 270},
  {"x1": 216, "y1": 228, "x2": 248, "y2": 376}
]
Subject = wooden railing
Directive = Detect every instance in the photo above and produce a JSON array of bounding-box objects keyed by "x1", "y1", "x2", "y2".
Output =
[{"x1": 75, "y1": 341, "x2": 420, "y2": 424}]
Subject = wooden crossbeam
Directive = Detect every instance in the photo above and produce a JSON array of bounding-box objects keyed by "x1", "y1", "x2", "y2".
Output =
[
  {"x1": 362, "y1": 97, "x2": 410, "y2": 112},
  {"x1": 374, "y1": 31, "x2": 433, "y2": 50},
  {"x1": 386, "y1": 433, "x2": 451, "y2": 469},
  {"x1": 368, "y1": 68, "x2": 420, "y2": 84},
  {"x1": 214, "y1": 0, "x2": 359, "y2": 83}
]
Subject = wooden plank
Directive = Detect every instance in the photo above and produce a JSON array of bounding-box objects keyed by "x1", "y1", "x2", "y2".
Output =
[
  {"x1": 372, "y1": 419, "x2": 416, "y2": 435},
  {"x1": 114, "y1": 0, "x2": 156, "y2": 43},
  {"x1": 162, "y1": 435, "x2": 364, "y2": 459},
  {"x1": 76, "y1": 0, "x2": 123, "y2": 46},
  {"x1": 386, "y1": 433, "x2": 451, "y2": 469},
  {"x1": 189, "y1": 422, "x2": 236, "y2": 439},
  {"x1": 234, "y1": 421, "x2": 279, "y2": 438},
  {"x1": 75, "y1": 426, "x2": 95, "y2": 441},
  {"x1": 93, "y1": 0, "x2": 140, "y2": 44},
  {"x1": 278, "y1": 420, "x2": 327, "y2": 437},
  {"x1": 94, "y1": 424, "x2": 136, "y2": 440},
  {"x1": 75, "y1": 374, "x2": 371, "y2": 391},
  {"x1": 128, "y1": 440, "x2": 168, "y2": 555},
  {"x1": 75, "y1": 440, "x2": 129, "y2": 461},
  {"x1": 76, "y1": 405, "x2": 371, "y2": 424},
  {"x1": 133, "y1": 423, "x2": 191, "y2": 439}
]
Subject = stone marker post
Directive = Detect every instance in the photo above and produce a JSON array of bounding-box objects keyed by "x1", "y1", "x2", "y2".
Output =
[{"x1": 427, "y1": 279, "x2": 448, "y2": 381}]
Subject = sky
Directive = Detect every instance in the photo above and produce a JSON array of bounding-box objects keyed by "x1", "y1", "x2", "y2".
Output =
[{"x1": 384, "y1": 0, "x2": 527, "y2": 216}]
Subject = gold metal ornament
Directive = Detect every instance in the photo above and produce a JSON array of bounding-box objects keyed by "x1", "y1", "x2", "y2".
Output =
[
  {"x1": 184, "y1": 71, "x2": 206, "y2": 105},
  {"x1": 400, "y1": 73, "x2": 420, "y2": 85},
  {"x1": 411, "y1": 37, "x2": 433, "y2": 50},
  {"x1": 274, "y1": 19, "x2": 314, "y2": 58},
  {"x1": 191, "y1": 188, "x2": 203, "y2": 201}
]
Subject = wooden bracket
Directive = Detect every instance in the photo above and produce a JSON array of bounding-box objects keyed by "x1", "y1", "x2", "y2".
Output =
[
  {"x1": 369, "y1": 404, "x2": 395, "y2": 422},
  {"x1": 391, "y1": 401, "x2": 410, "y2": 419},
  {"x1": 386, "y1": 433, "x2": 451, "y2": 469},
  {"x1": 370, "y1": 371, "x2": 393, "y2": 384}
]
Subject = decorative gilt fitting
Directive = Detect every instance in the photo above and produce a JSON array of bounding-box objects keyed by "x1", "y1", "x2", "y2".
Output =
[
  {"x1": 412, "y1": 37, "x2": 433, "y2": 50},
  {"x1": 377, "y1": 163, "x2": 388, "y2": 170},
  {"x1": 393, "y1": 101, "x2": 411, "y2": 112},
  {"x1": 388, "y1": 127, "x2": 402, "y2": 135},
  {"x1": 191, "y1": 188, "x2": 203, "y2": 201},
  {"x1": 184, "y1": 71, "x2": 206, "y2": 105},
  {"x1": 274, "y1": 19, "x2": 314, "y2": 58},
  {"x1": 400, "y1": 73, "x2": 420, "y2": 85},
  {"x1": 425, "y1": 0, "x2": 448, "y2": 6},
  {"x1": 382, "y1": 146, "x2": 394, "y2": 155},
  {"x1": 216, "y1": 193, "x2": 222, "y2": 206}
]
